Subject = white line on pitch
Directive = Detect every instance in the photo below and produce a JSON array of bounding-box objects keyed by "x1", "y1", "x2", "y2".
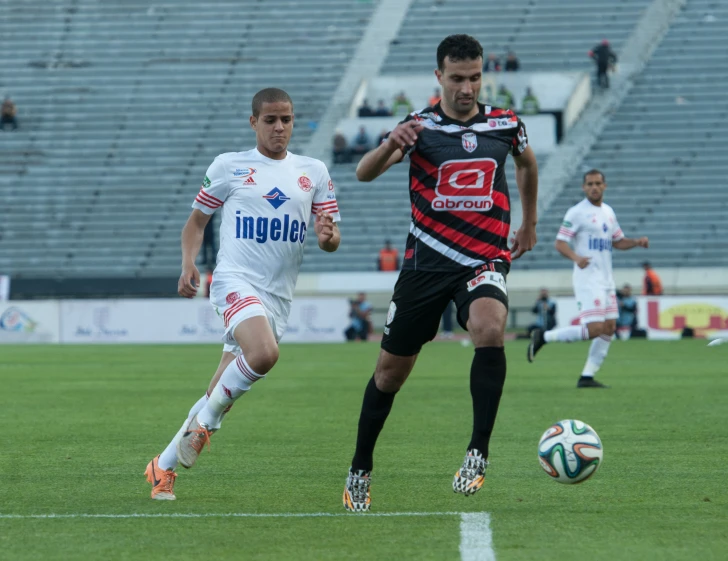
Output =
[
  {"x1": 460, "y1": 512, "x2": 496, "y2": 561},
  {"x1": 0, "y1": 511, "x2": 467, "y2": 520}
]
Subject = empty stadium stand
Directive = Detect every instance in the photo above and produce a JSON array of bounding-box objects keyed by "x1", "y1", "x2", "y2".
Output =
[
  {"x1": 519, "y1": 0, "x2": 728, "y2": 270},
  {"x1": 0, "y1": 0, "x2": 378, "y2": 279},
  {"x1": 382, "y1": 0, "x2": 652, "y2": 74}
]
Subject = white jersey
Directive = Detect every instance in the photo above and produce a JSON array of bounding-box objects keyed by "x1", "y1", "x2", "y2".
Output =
[
  {"x1": 192, "y1": 148, "x2": 341, "y2": 301},
  {"x1": 556, "y1": 198, "x2": 624, "y2": 289}
]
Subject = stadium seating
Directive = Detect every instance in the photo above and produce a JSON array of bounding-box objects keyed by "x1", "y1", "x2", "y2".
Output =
[
  {"x1": 0, "y1": 0, "x2": 377, "y2": 277},
  {"x1": 382, "y1": 0, "x2": 652, "y2": 74},
  {"x1": 519, "y1": 0, "x2": 728, "y2": 270}
]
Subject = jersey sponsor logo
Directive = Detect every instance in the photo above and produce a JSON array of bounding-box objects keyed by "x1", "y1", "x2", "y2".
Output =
[
  {"x1": 233, "y1": 168, "x2": 256, "y2": 178},
  {"x1": 298, "y1": 175, "x2": 313, "y2": 192},
  {"x1": 226, "y1": 292, "x2": 240, "y2": 305},
  {"x1": 262, "y1": 187, "x2": 291, "y2": 209},
  {"x1": 602, "y1": 223, "x2": 608, "y2": 233},
  {"x1": 588, "y1": 236, "x2": 613, "y2": 252},
  {"x1": 234, "y1": 211, "x2": 306, "y2": 244},
  {"x1": 461, "y1": 132, "x2": 478, "y2": 153},
  {"x1": 516, "y1": 125, "x2": 528, "y2": 152},
  {"x1": 404, "y1": 248, "x2": 414, "y2": 259},
  {"x1": 244, "y1": 176, "x2": 257, "y2": 186},
  {"x1": 467, "y1": 271, "x2": 507, "y2": 294},
  {"x1": 433, "y1": 158, "x2": 497, "y2": 212}
]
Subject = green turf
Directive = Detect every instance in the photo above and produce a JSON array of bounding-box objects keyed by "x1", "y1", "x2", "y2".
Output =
[{"x1": 1, "y1": 340, "x2": 726, "y2": 560}]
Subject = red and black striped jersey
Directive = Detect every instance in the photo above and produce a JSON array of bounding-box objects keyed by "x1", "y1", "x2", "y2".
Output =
[{"x1": 398, "y1": 103, "x2": 528, "y2": 272}]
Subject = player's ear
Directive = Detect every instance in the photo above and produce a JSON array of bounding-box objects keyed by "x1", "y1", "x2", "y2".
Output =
[
  {"x1": 435, "y1": 68, "x2": 442, "y2": 83},
  {"x1": 249, "y1": 115, "x2": 257, "y2": 131}
]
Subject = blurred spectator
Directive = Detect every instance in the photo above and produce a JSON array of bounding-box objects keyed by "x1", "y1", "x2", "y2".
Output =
[
  {"x1": 483, "y1": 53, "x2": 501, "y2": 72},
  {"x1": 494, "y1": 85, "x2": 514, "y2": 109},
  {"x1": 642, "y1": 261, "x2": 663, "y2": 295},
  {"x1": 352, "y1": 126, "x2": 371, "y2": 156},
  {"x1": 1, "y1": 97, "x2": 18, "y2": 131},
  {"x1": 345, "y1": 292, "x2": 373, "y2": 342},
  {"x1": 374, "y1": 99, "x2": 392, "y2": 117},
  {"x1": 428, "y1": 88, "x2": 442, "y2": 107},
  {"x1": 377, "y1": 239, "x2": 399, "y2": 271},
  {"x1": 617, "y1": 284, "x2": 647, "y2": 339},
  {"x1": 504, "y1": 51, "x2": 520, "y2": 72},
  {"x1": 332, "y1": 131, "x2": 351, "y2": 164},
  {"x1": 441, "y1": 301, "x2": 454, "y2": 338},
  {"x1": 201, "y1": 214, "x2": 217, "y2": 268},
  {"x1": 528, "y1": 288, "x2": 556, "y2": 335},
  {"x1": 392, "y1": 91, "x2": 414, "y2": 117},
  {"x1": 376, "y1": 128, "x2": 388, "y2": 147},
  {"x1": 589, "y1": 39, "x2": 617, "y2": 89},
  {"x1": 521, "y1": 87, "x2": 540, "y2": 115},
  {"x1": 358, "y1": 99, "x2": 374, "y2": 117}
]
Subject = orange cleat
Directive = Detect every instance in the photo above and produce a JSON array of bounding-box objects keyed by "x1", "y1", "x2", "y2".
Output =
[
  {"x1": 176, "y1": 415, "x2": 215, "y2": 469},
  {"x1": 145, "y1": 455, "x2": 177, "y2": 500}
]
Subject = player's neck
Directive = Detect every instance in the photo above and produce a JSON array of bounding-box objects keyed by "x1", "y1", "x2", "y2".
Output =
[
  {"x1": 586, "y1": 198, "x2": 603, "y2": 207},
  {"x1": 256, "y1": 146, "x2": 288, "y2": 161},
  {"x1": 439, "y1": 101, "x2": 479, "y2": 123}
]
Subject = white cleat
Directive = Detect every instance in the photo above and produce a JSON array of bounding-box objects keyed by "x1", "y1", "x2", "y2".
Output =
[
  {"x1": 453, "y1": 449, "x2": 488, "y2": 496},
  {"x1": 176, "y1": 415, "x2": 215, "y2": 469},
  {"x1": 343, "y1": 468, "x2": 371, "y2": 512}
]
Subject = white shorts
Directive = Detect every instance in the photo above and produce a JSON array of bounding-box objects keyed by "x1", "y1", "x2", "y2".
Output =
[
  {"x1": 574, "y1": 285, "x2": 618, "y2": 325},
  {"x1": 209, "y1": 275, "x2": 291, "y2": 354}
]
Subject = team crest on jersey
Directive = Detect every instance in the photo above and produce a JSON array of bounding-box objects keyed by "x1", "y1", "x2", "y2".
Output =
[
  {"x1": 226, "y1": 292, "x2": 240, "y2": 305},
  {"x1": 233, "y1": 168, "x2": 256, "y2": 178},
  {"x1": 461, "y1": 132, "x2": 478, "y2": 153},
  {"x1": 298, "y1": 175, "x2": 313, "y2": 192},
  {"x1": 262, "y1": 187, "x2": 291, "y2": 209}
]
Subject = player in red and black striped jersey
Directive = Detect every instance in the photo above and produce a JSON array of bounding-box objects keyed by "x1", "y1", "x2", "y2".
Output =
[{"x1": 343, "y1": 34, "x2": 539, "y2": 512}]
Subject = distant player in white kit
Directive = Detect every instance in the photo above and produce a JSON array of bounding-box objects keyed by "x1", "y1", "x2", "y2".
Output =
[
  {"x1": 527, "y1": 169, "x2": 647, "y2": 388},
  {"x1": 144, "y1": 88, "x2": 341, "y2": 499}
]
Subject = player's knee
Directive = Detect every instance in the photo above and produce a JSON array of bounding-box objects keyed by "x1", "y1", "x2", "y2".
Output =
[
  {"x1": 245, "y1": 344, "x2": 279, "y2": 374},
  {"x1": 374, "y1": 369, "x2": 408, "y2": 392},
  {"x1": 469, "y1": 322, "x2": 504, "y2": 347},
  {"x1": 603, "y1": 322, "x2": 616, "y2": 337},
  {"x1": 586, "y1": 322, "x2": 605, "y2": 339}
]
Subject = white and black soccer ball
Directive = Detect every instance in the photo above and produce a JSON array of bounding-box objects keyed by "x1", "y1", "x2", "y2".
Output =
[{"x1": 537, "y1": 420, "x2": 603, "y2": 484}]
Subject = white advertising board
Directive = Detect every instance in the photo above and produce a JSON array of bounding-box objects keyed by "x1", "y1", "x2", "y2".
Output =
[
  {"x1": 283, "y1": 297, "x2": 350, "y2": 343},
  {"x1": 554, "y1": 295, "x2": 728, "y2": 340},
  {"x1": 58, "y1": 297, "x2": 350, "y2": 344},
  {"x1": 0, "y1": 301, "x2": 60, "y2": 343}
]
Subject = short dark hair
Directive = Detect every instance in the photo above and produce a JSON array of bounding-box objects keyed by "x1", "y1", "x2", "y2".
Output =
[
  {"x1": 583, "y1": 169, "x2": 605, "y2": 183},
  {"x1": 437, "y1": 34, "x2": 483, "y2": 71},
  {"x1": 251, "y1": 88, "x2": 293, "y2": 117}
]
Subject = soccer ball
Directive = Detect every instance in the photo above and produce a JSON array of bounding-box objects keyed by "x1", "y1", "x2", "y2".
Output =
[{"x1": 537, "y1": 419, "x2": 603, "y2": 484}]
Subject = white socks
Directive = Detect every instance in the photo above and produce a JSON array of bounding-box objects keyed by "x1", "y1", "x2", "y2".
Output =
[
  {"x1": 582, "y1": 334, "x2": 613, "y2": 378},
  {"x1": 544, "y1": 325, "x2": 589, "y2": 343},
  {"x1": 158, "y1": 394, "x2": 209, "y2": 471},
  {"x1": 197, "y1": 353, "x2": 264, "y2": 429}
]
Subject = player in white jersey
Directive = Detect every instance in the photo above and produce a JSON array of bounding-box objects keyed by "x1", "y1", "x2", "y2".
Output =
[
  {"x1": 527, "y1": 169, "x2": 648, "y2": 388},
  {"x1": 144, "y1": 88, "x2": 341, "y2": 500}
]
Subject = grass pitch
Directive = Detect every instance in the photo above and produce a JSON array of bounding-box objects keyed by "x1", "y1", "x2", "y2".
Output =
[{"x1": 1, "y1": 340, "x2": 726, "y2": 560}]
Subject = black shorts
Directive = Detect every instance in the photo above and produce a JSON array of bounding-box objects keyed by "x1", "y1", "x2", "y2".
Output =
[{"x1": 381, "y1": 262, "x2": 510, "y2": 356}]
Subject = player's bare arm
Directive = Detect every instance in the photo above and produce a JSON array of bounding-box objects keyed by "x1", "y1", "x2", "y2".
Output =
[
  {"x1": 554, "y1": 239, "x2": 590, "y2": 269},
  {"x1": 613, "y1": 236, "x2": 649, "y2": 250},
  {"x1": 510, "y1": 145, "x2": 539, "y2": 259},
  {"x1": 178, "y1": 209, "x2": 211, "y2": 298},
  {"x1": 315, "y1": 210, "x2": 340, "y2": 252},
  {"x1": 356, "y1": 120, "x2": 424, "y2": 182}
]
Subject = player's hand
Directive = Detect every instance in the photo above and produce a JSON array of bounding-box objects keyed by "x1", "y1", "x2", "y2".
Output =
[
  {"x1": 510, "y1": 224, "x2": 537, "y2": 260},
  {"x1": 315, "y1": 210, "x2": 334, "y2": 243},
  {"x1": 637, "y1": 236, "x2": 649, "y2": 248},
  {"x1": 178, "y1": 264, "x2": 200, "y2": 298},
  {"x1": 387, "y1": 120, "x2": 424, "y2": 151},
  {"x1": 576, "y1": 256, "x2": 591, "y2": 269}
]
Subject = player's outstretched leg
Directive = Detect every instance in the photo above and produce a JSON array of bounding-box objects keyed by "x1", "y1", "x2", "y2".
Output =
[
  {"x1": 527, "y1": 325, "x2": 590, "y2": 362},
  {"x1": 344, "y1": 352, "x2": 416, "y2": 512},
  {"x1": 178, "y1": 316, "x2": 278, "y2": 468}
]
